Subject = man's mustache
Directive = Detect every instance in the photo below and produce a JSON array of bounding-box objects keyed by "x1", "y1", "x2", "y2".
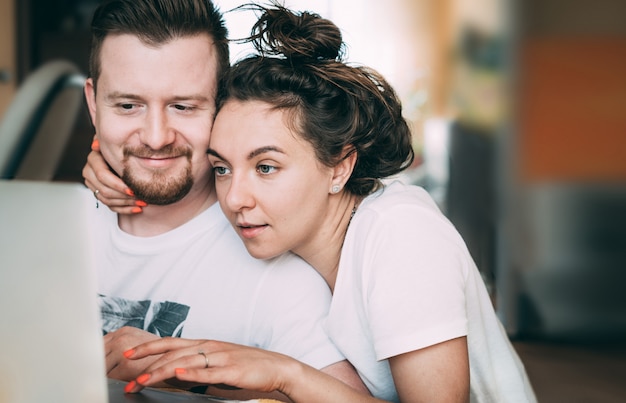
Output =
[{"x1": 123, "y1": 145, "x2": 192, "y2": 159}]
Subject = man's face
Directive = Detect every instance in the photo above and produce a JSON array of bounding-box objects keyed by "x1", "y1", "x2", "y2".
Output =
[{"x1": 85, "y1": 34, "x2": 218, "y2": 205}]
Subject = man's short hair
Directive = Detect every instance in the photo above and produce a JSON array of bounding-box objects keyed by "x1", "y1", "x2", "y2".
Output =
[{"x1": 89, "y1": 0, "x2": 229, "y2": 91}]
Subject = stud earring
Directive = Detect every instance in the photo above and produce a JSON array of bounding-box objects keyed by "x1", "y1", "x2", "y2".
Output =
[{"x1": 331, "y1": 184, "x2": 341, "y2": 194}]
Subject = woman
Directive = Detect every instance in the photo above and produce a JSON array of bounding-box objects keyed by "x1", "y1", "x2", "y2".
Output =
[{"x1": 85, "y1": 4, "x2": 536, "y2": 402}]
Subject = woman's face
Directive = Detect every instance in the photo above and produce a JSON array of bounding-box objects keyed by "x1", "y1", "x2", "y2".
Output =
[{"x1": 208, "y1": 99, "x2": 335, "y2": 260}]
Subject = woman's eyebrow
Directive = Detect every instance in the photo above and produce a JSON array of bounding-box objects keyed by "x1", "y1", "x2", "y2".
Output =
[
  {"x1": 206, "y1": 146, "x2": 285, "y2": 161},
  {"x1": 206, "y1": 148, "x2": 223, "y2": 159},
  {"x1": 247, "y1": 146, "x2": 284, "y2": 159}
]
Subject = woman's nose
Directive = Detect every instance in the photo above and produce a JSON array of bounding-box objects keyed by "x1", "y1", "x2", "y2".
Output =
[{"x1": 223, "y1": 174, "x2": 255, "y2": 213}]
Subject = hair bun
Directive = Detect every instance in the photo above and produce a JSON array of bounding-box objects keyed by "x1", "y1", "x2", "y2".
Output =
[{"x1": 249, "y1": 4, "x2": 344, "y2": 62}]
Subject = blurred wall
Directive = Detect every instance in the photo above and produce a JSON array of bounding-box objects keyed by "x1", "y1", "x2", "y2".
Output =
[
  {"x1": 4, "y1": 0, "x2": 96, "y2": 182},
  {"x1": 497, "y1": 0, "x2": 626, "y2": 342},
  {"x1": 0, "y1": 0, "x2": 17, "y2": 118},
  {"x1": 519, "y1": 0, "x2": 626, "y2": 181}
]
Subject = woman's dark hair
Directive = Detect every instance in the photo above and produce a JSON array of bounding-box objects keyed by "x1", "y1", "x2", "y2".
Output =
[
  {"x1": 89, "y1": 0, "x2": 229, "y2": 92},
  {"x1": 217, "y1": 3, "x2": 414, "y2": 195}
]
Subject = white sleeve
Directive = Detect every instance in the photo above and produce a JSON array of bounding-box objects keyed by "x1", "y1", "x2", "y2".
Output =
[
  {"x1": 355, "y1": 203, "x2": 471, "y2": 360},
  {"x1": 251, "y1": 252, "x2": 345, "y2": 369}
]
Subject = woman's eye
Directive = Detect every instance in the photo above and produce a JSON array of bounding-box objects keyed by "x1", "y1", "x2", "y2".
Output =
[
  {"x1": 213, "y1": 166, "x2": 230, "y2": 176},
  {"x1": 257, "y1": 165, "x2": 276, "y2": 175}
]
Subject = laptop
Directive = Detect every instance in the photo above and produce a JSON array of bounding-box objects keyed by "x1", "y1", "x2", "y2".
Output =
[
  {"x1": 0, "y1": 179, "x2": 107, "y2": 402},
  {"x1": 0, "y1": 180, "x2": 273, "y2": 403}
]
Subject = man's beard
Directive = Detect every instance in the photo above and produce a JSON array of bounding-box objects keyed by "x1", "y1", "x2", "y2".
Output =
[{"x1": 121, "y1": 145, "x2": 194, "y2": 206}]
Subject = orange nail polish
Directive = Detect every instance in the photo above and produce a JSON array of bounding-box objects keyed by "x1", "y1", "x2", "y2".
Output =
[
  {"x1": 135, "y1": 200, "x2": 148, "y2": 207},
  {"x1": 131, "y1": 207, "x2": 142, "y2": 214},
  {"x1": 175, "y1": 368, "x2": 187, "y2": 375},
  {"x1": 124, "y1": 380, "x2": 136, "y2": 393},
  {"x1": 123, "y1": 349, "x2": 135, "y2": 358},
  {"x1": 91, "y1": 139, "x2": 100, "y2": 151},
  {"x1": 125, "y1": 188, "x2": 135, "y2": 197},
  {"x1": 136, "y1": 373, "x2": 151, "y2": 384}
]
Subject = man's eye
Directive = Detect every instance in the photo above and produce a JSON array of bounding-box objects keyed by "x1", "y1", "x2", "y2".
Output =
[
  {"x1": 257, "y1": 165, "x2": 276, "y2": 175},
  {"x1": 174, "y1": 104, "x2": 194, "y2": 111},
  {"x1": 120, "y1": 104, "x2": 134, "y2": 110}
]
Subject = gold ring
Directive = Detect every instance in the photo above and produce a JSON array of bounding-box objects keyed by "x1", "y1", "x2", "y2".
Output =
[
  {"x1": 93, "y1": 189, "x2": 100, "y2": 208},
  {"x1": 198, "y1": 351, "x2": 209, "y2": 368}
]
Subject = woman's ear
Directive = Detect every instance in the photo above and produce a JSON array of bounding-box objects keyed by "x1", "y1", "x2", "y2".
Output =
[
  {"x1": 330, "y1": 146, "x2": 357, "y2": 193},
  {"x1": 84, "y1": 78, "x2": 97, "y2": 127}
]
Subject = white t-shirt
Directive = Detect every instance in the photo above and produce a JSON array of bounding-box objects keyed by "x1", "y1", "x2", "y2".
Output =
[
  {"x1": 327, "y1": 181, "x2": 536, "y2": 402},
  {"x1": 91, "y1": 201, "x2": 344, "y2": 370}
]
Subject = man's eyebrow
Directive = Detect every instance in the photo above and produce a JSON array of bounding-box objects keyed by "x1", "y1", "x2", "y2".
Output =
[
  {"x1": 104, "y1": 91, "x2": 210, "y2": 103},
  {"x1": 104, "y1": 91, "x2": 142, "y2": 101},
  {"x1": 170, "y1": 94, "x2": 211, "y2": 103},
  {"x1": 206, "y1": 146, "x2": 285, "y2": 161}
]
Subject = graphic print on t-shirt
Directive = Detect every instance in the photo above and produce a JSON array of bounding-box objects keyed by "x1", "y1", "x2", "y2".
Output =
[{"x1": 99, "y1": 294, "x2": 190, "y2": 337}]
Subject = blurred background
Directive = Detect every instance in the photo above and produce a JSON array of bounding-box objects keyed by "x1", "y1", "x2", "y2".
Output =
[{"x1": 1, "y1": 0, "x2": 625, "y2": 401}]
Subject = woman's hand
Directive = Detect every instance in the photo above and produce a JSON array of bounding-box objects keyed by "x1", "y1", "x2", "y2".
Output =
[
  {"x1": 123, "y1": 338, "x2": 378, "y2": 403},
  {"x1": 83, "y1": 138, "x2": 146, "y2": 214},
  {"x1": 123, "y1": 338, "x2": 296, "y2": 398},
  {"x1": 103, "y1": 326, "x2": 161, "y2": 381}
]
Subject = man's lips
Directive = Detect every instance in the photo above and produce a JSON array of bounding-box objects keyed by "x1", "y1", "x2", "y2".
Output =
[{"x1": 131, "y1": 154, "x2": 185, "y2": 168}]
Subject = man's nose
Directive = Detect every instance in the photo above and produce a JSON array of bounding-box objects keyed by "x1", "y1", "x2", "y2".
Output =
[{"x1": 139, "y1": 109, "x2": 175, "y2": 149}]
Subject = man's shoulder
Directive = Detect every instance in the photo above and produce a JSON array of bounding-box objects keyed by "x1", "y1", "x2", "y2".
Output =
[
  {"x1": 266, "y1": 252, "x2": 319, "y2": 276},
  {"x1": 259, "y1": 253, "x2": 330, "y2": 297}
]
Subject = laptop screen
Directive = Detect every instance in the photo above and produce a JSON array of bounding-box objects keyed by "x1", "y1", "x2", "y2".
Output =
[{"x1": 0, "y1": 180, "x2": 108, "y2": 402}]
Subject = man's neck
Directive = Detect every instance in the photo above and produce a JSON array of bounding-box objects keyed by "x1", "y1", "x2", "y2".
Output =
[{"x1": 117, "y1": 182, "x2": 217, "y2": 237}]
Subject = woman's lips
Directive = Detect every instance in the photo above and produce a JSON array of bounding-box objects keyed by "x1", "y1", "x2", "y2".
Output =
[{"x1": 238, "y1": 223, "x2": 268, "y2": 239}]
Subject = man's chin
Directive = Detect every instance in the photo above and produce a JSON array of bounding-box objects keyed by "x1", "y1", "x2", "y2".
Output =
[
  {"x1": 123, "y1": 174, "x2": 193, "y2": 206},
  {"x1": 137, "y1": 188, "x2": 190, "y2": 205}
]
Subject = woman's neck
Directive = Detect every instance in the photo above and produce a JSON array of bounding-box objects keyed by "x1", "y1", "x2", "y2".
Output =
[{"x1": 296, "y1": 193, "x2": 361, "y2": 293}]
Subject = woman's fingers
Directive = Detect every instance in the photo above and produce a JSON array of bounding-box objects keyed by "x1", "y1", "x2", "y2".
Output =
[
  {"x1": 84, "y1": 150, "x2": 129, "y2": 197},
  {"x1": 127, "y1": 338, "x2": 205, "y2": 360},
  {"x1": 124, "y1": 339, "x2": 210, "y2": 393},
  {"x1": 124, "y1": 340, "x2": 290, "y2": 395},
  {"x1": 83, "y1": 148, "x2": 146, "y2": 213}
]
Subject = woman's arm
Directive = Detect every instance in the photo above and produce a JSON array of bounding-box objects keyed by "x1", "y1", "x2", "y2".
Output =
[
  {"x1": 389, "y1": 337, "x2": 469, "y2": 403},
  {"x1": 123, "y1": 338, "x2": 380, "y2": 402},
  {"x1": 83, "y1": 138, "x2": 144, "y2": 214}
]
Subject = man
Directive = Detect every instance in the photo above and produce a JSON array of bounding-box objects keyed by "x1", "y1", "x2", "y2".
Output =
[{"x1": 82, "y1": 0, "x2": 366, "y2": 398}]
